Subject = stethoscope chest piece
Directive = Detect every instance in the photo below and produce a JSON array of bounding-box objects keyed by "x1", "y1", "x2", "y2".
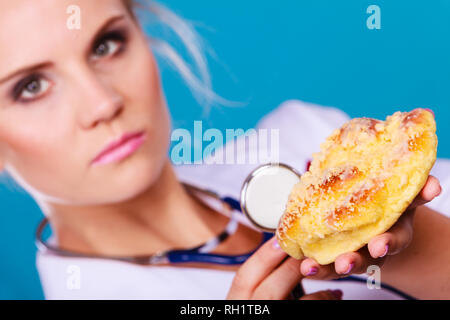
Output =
[{"x1": 240, "y1": 163, "x2": 302, "y2": 233}]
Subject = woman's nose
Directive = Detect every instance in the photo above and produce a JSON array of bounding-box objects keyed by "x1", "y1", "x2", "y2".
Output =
[{"x1": 77, "y1": 71, "x2": 124, "y2": 129}]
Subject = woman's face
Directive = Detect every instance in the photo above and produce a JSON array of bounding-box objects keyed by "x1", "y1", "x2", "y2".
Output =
[{"x1": 0, "y1": 0, "x2": 171, "y2": 205}]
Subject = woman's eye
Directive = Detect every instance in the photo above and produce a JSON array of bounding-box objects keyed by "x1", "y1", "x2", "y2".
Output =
[
  {"x1": 92, "y1": 30, "x2": 127, "y2": 60},
  {"x1": 13, "y1": 75, "x2": 51, "y2": 102},
  {"x1": 94, "y1": 39, "x2": 120, "y2": 57}
]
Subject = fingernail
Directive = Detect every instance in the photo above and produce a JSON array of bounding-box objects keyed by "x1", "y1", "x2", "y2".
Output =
[
  {"x1": 379, "y1": 244, "x2": 389, "y2": 258},
  {"x1": 343, "y1": 263, "x2": 354, "y2": 275},
  {"x1": 330, "y1": 289, "x2": 343, "y2": 299},
  {"x1": 424, "y1": 108, "x2": 435, "y2": 118},
  {"x1": 306, "y1": 267, "x2": 318, "y2": 276},
  {"x1": 272, "y1": 238, "x2": 281, "y2": 250}
]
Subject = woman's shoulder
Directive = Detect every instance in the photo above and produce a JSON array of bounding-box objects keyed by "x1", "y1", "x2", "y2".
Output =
[
  {"x1": 255, "y1": 99, "x2": 351, "y2": 166},
  {"x1": 255, "y1": 99, "x2": 350, "y2": 138}
]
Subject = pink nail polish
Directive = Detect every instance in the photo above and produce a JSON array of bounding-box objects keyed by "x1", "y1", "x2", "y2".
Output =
[
  {"x1": 379, "y1": 244, "x2": 389, "y2": 258},
  {"x1": 306, "y1": 267, "x2": 318, "y2": 276},
  {"x1": 343, "y1": 263, "x2": 354, "y2": 275}
]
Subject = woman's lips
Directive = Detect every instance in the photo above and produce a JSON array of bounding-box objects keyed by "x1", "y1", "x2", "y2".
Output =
[{"x1": 91, "y1": 131, "x2": 147, "y2": 167}]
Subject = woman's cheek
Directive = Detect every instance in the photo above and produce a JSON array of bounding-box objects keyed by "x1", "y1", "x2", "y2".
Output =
[
  {"x1": 122, "y1": 40, "x2": 170, "y2": 149},
  {"x1": 123, "y1": 31, "x2": 163, "y2": 105}
]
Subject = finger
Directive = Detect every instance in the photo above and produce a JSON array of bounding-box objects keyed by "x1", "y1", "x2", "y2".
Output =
[
  {"x1": 300, "y1": 258, "x2": 341, "y2": 280},
  {"x1": 253, "y1": 257, "x2": 304, "y2": 299},
  {"x1": 227, "y1": 236, "x2": 287, "y2": 299},
  {"x1": 408, "y1": 175, "x2": 442, "y2": 209},
  {"x1": 334, "y1": 246, "x2": 384, "y2": 275},
  {"x1": 299, "y1": 289, "x2": 343, "y2": 300},
  {"x1": 368, "y1": 208, "x2": 415, "y2": 258}
]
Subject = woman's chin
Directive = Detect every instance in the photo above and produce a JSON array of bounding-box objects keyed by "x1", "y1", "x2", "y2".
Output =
[{"x1": 93, "y1": 161, "x2": 163, "y2": 204}]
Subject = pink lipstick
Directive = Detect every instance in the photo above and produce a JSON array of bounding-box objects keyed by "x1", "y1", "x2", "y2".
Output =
[{"x1": 91, "y1": 131, "x2": 147, "y2": 167}]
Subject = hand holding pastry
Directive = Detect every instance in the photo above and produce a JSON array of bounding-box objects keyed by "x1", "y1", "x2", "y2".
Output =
[
  {"x1": 227, "y1": 236, "x2": 343, "y2": 300},
  {"x1": 275, "y1": 108, "x2": 439, "y2": 279},
  {"x1": 299, "y1": 174, "x2": 441, "y2": 279}
]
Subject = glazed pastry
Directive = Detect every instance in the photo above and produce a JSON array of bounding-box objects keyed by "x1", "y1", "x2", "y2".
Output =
[{"x1": 276, "y1": 109, "x2": 437, "y2": 265}]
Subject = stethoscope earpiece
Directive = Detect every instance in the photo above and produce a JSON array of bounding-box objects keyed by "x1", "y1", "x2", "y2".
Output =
[{"x1": 240, "y1": 163, "x2": 302, "y2": 233}]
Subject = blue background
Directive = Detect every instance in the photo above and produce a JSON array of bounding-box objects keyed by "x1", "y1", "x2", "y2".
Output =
[{"x1": 1, "y1": 0, "x2": 449, "y2": 299}]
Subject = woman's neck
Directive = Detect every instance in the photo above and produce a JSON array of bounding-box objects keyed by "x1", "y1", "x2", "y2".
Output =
[{"x1": 43, "y1": 159, "x2": 230, "y2": 257}]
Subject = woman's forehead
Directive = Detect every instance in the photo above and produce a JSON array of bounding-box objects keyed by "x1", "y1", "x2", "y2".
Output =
[{"x1": 0, "y1": 0, "x2": 127, "y2": 78}]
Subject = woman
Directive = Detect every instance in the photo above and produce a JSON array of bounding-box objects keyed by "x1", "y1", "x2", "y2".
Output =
[{"x1": 0, "y1": 0, "x2": 448, "y2": 299}]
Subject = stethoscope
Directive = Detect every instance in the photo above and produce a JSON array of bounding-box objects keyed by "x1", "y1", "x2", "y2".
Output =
[{"x1": 35, "y1": 162, "x2": 416, "y2": 299}]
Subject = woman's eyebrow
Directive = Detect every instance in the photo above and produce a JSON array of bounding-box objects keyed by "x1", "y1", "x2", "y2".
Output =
[
  {"x1": 0, "y1": 14, "x2": 126, "y2": 85},
  {"x1": 0, "y1": 62, "x2": 53, "y2": 85},
  {"x1": 86, "y1": 14, "x2": 127, "y2": 55}
]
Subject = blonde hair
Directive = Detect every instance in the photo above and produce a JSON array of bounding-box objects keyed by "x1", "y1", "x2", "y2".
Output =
[{"x1": 123, "y1": 0, "x2": 243, "y2": 116}]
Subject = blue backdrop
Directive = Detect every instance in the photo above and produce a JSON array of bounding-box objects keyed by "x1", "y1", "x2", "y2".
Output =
[{"x1": 1, "y1": 0, "x2": 449, "y2": 299}]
